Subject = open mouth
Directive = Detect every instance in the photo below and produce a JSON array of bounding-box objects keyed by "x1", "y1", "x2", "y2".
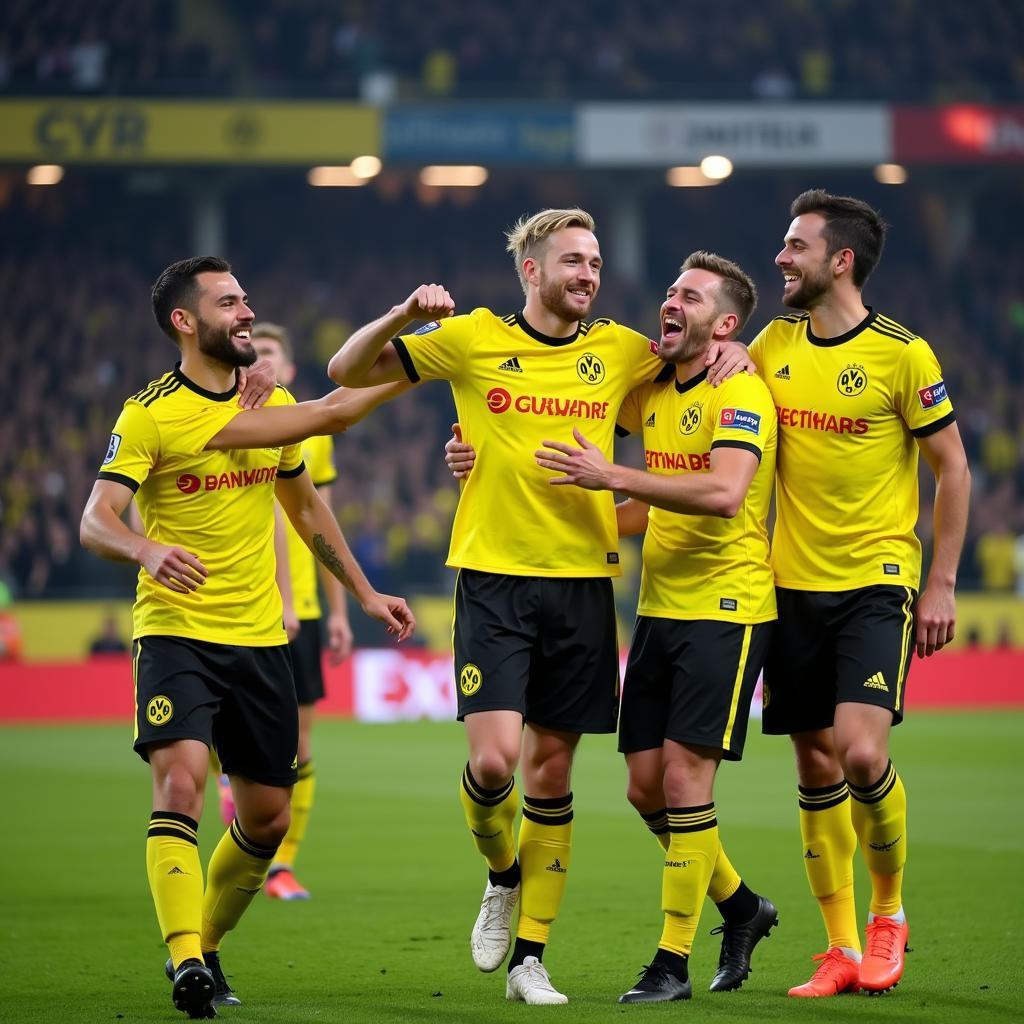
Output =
[
  {"x1": 232, "y1": 328, "x2": 252, "y2": 341},
  {"x1": 661, "y1": 316, "x2": 684, "y2": 341}
]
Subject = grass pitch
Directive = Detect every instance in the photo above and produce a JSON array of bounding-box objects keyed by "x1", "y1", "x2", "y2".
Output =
[{"x1": 1, "y1": 711, "x2": 1020, "y2": 1023}]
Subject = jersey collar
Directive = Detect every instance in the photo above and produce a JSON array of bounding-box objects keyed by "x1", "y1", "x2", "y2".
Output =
[
  {"x1": 674, "y1": 367, "x2": 709, "y2": 394},
  {"x1": 514, "y1": 311, "x2": 581, "y2": 347},
  {"x1": 806, "y1": 307, "x2": 878, "y2": 347},
  {"x1": 173, "y1": 362, "x2": 238, "y2": 402}
]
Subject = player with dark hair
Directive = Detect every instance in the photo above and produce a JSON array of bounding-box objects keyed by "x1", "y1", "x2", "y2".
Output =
[
  {"x1": 752, "y1": 190, "x2": 970, "y2": 997},
  {"x1": 82, "y1": 257, "x2": 414, "y2": 1019}
]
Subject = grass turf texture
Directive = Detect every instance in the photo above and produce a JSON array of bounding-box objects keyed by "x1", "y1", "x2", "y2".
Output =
[{"x1": 1, "y1": 711, "x2": 1020, "y2": 1023}]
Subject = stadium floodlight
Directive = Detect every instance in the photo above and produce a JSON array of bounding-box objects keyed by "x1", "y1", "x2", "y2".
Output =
[
  {"x1": 27, "y1": 164, "x2": 64, "y2": 186},
  {"x1": 420, "y1": 165, "x2": 489, "y2": 187},
  {"x1": 350, "y1": 155, "x2": 383, "y2": 179},
  {"x1": 666, "y1": 166, "x2": 719, "y2": 187},
  {"x1": 874, "y1": 163, "x2": 908, "y2": 185},
  {"x1": 699, "y1": 155, "x2": 734, "y2": 180},
  {"x1": 307, "y1": 166, "x2": 368, "y2": 187}
]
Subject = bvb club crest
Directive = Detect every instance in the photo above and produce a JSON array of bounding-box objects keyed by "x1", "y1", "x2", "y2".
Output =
[
  {"x1": 679, "y1": 402, "x2": 702, "y2": 435},
  {"x1": 576, "y1": 352, "x2": 605, "y2": 385},
  {"x1": 459, "y1": 664, "x2": 483, "y2": 696},
  {"x1": 837, "y1": 364, "x2": 868, "y2": 397},
  {"x1": 147, "y1": 695, "x2": 174, "y2": 726}
]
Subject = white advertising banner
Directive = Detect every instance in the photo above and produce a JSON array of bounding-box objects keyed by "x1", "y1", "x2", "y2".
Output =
[{"x1": 578, "y1": 103, "x2": 890, "y2": 166}]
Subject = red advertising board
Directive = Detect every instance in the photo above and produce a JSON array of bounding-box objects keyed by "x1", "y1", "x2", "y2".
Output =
[{"x1": 895, "y1": 105, "x2": 1024, "y2": 162}]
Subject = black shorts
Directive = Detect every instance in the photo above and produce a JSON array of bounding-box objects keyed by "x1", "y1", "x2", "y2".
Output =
[
  {"x1": 290, "y1": 619, "x2": 325, "y2": 706},
  {"x1": 132, "y1": 635, "x2": 299, "y2": 787},
  {"x1": 762, "y1": 585, "x2": 916, "y2": 735},
  {"x1": 618, "y1": 617, "x2": 773, "y2": 761},
  {"x1": 453, "y1": 569, "x2": 620, "y2": 734}
]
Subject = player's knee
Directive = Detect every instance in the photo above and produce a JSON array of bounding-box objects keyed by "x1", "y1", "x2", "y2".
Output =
[
  {"x1": 154, "y1": 763, "x2": 205, "y2": 814},
  {"x1": 240, "y1": 801, "x2": 291, "y2": 848},
  {"x1": 792, "y1": 736, "x2": 840, "y2": 787},
  {"x1": 524, "y1": 750, "x2": 572, "y2": 796},
  {"x1": 469, "y1": 750, "x2": 517, "y2": 790},
  {"x1": 626, "y1": 776, "x2": 661, "y2": 813},
  {"x1": 839, "y1": 743, "x2": 888, "y2": 787}
]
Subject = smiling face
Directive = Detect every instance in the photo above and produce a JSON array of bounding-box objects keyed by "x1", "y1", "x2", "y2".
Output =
[
  {"x1": 252, "y1": 334, "x2": 296, "y2": 386},
  {"x1": 776, "y1": 212, "x2": 834, "y2": 310},
  {"x1": 527, "y1": 227, "x2": 602, "y2": 324},
  {"x1": 189, "y1": 272, "x2": 257, "y2": 368},
  {"x1": 658, "y1": 267, "x2": 728, "y2": 364}
]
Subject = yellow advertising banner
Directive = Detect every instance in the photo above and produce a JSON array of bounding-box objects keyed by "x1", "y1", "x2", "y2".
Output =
[{"x1": 0, "y1": 100, "x2": 378, "y2": 164}]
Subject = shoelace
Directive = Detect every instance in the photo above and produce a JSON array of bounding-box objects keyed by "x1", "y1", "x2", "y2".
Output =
[
  {"x1": 633, "y1": 963, "x2": 673, "y2": 988},
  {"x1": 519, "y1": 960, "x2": 557, "y2": 990},
  {"x1": 709, "y1": 923, "x2": 735, "y2": 965},
  {"x1": 865, "y1": 919, "x2": 901, "y2": 959},
  {"x1": 810, "y1": 949, "x2": 855, "y2": 980},
  {"x1": 479, "y1": 890, "x2": 514, "y2": 934}
]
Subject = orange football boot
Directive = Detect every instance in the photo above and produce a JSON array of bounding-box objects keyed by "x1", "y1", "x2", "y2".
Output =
[
  {"x1": 265, "y1": 867, "x2": 311, "y2": 901},
  {"x1": 788, "y1": 948, "x2": 861, "y2": 997},
  {"x1": 860, "y1": 916, "x2": 910, "y2": 993}
]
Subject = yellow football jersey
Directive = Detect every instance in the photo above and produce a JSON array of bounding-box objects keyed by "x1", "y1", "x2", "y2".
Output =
[
  {"x1": 283, "y1": 434, "x2": 337, "y2": 620},
  {"x1": 394, "y1": 308, "x2": 662, "y2": 577},
  {"x1": 618, "y1": 370, "x2": 777, "y2": 623},
  {"x1": 98, "y1": 367, "x2": 305, "y2": 644},
  {"x1": 749, "y1": 309, "x2": 956, "y2": 591}
]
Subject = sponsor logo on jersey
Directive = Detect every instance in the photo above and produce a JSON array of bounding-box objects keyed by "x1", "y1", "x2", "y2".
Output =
[
  {"x1": 413, "y1": 321, "x2": 441, "y2": 335},
  {"x1": 497, "y1": 356, "x2": 524, "y2": 373},
  {"x1": 883, "y1": 562, "x2": 900, "y2": 575},
  {"x1": 645, "y1": 450, "x2": 710, "y2": 472},
  {"x1": 484, "y1": 387, "x2": 610, "y2": 419},
  {"x1": 774, "y1": 364, "x2": 791, "y2": 380},
  {"x1": 719, "y1": 598, "x2": 738, "y2": 611},
  {"x1": 147, "y1": 695, "x2": 173, "y2": 726},
  {"x1": 176, "y1": 467, "x2": 279, "y2": 493},
  {"x1": 918, "y1": 380, "x2": 948, "y2": 408},
  {"x1": 837, "y1": 363, "x2": 868, "y2": 396},
  {"x1": 720, "y1": 408, "x2": 761, "y2": 434},
  {"x1": 679, "y1": 402, "x2": 702, "y2": 435},
  {"x1": 576, "y1": 352, "x2": 605, "y2": 385},
  {"x1": 776, "y1": 406, "x2": 870, "y2": 435},
  {"x1": 644, "y1": 412, "x2": 656, "y2": 427},
  {"x1": 459, "y1": 663, "x2": 483, "y2": 696},
  {"x1": 103, "y1": 433, "x2": 122, "y2": 465},
  {"x1": 649, "y1": 338, "x2": 660, "y2": 355}
]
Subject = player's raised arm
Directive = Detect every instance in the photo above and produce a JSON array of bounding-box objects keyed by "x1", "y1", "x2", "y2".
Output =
[
  {"x1": 274, "y1": 470, "x2": 415, "y2": 642},
  {"x1": 81, "y1": 479, "x2": 208, "y2": 594},
  {"x1": 205, "y1": 382, "x2": 412, "y2": 450},
  {"x1": 327, "y1": 284, "x2": 455, "y2": 387}
]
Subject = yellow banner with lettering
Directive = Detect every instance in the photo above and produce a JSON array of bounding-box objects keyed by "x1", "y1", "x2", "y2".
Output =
[{"x1": 0, "y1": 100, "x2": 378, "y2": 163}]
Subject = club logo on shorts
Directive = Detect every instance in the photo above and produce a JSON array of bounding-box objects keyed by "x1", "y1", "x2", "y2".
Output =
[
  {"x1": 679, "y1": 402, "x2": 702, "y2": 435},
  {"x1": 147, "y1": 695, "x2": 174, "y2": 726},
  {"x1": 837, "y1": 364, "x2": 868, "y2": 396},
  {"x1": 576, "y1": 352, "x2": 605, "y2": 385},
  {"x1": 459, "y1": 663, "x2": 483, "y2": 696},
  {"x1": 103, "y1": 433, "x2": 122, "y2": 465},
  {"x1": 486, "y1": 387, "x2": 512, "y2": 414}
]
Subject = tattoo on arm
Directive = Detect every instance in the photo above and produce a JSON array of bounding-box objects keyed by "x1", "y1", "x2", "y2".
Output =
[{"x1": 312, "y1": 533, "x2": 355, "y2": 591}]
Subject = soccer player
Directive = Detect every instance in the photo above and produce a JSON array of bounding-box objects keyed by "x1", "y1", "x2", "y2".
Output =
[
  {"x1": 327, "y1": 209, "x2": 752, "y2": 1005},
  {"x1": 81, "y1": 256, "x2": 415, "y2": 1019},
  {"x1": 750, "y1": 191, "x2": 970, "y2": 996},
  {"x1": 249, "y1": 322, "x2": 357, "y2": 901},
  {"x1": 451, "y1": 252, "x2": 781, "y2": 1002}
]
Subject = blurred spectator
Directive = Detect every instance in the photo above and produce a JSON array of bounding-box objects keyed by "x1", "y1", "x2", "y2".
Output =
[
  {"x1": 0, "y1": 582, "x2": 22, "y2": 661},
  {"x1": 88, "y1": 612, "x2": 128, "y2": 655}
]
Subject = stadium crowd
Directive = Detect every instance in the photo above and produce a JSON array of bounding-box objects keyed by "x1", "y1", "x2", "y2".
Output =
[
  {"x1": 3, "y1": 0, "x2": 1022, "y2": 101},
  {"x1": 1, "y1": 170, "x2": 1021, "y2": 601}
]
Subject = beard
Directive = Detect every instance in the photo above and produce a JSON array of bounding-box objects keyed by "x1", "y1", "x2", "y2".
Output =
[
  {"x1": 783, "y1": 263, "x2": 831, "y2": 309},
  {"x1": 197, "y1": 318, "x2": 257, "y2": 368},
  {"x1": 539, "y1": 273, "x2": 593, "y2": 323},
  {"x1": 659, "y1": 311, "x2": 716, "y2": 364}
]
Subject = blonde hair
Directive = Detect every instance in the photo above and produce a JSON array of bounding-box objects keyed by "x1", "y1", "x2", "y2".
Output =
[
  {"x1": 679, "y1": 251, "x2": 759, "y2": 336},
  {"x1": 505, "y1": 207, "x2": 596, "y2": 294},
  {"x1": 251, "y1": 321, "x2": 294, "y2": 361}
]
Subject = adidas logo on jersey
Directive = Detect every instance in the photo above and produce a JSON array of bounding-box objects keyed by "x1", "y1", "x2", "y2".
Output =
[
  {"x1": 497, "y1": 356, "x2": 524, "y2": 373},
  {"x1": 863, "y1": 672, "x2": 889, "y2": 692},
  {"x1": 644, "y1": 412, "x2": 656, "y2": 427},
  {"x1": 774, "y1": 365, "x2": 791, "y2": 380}
]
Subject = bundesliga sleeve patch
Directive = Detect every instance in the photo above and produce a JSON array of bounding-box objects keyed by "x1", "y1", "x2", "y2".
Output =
[
  {"x1": 918, "y1": 381, "x2": 948, "y2": 408},
  {"x1": 103, "y1": 433, "x2": 122, "y2": 464},
  {"x1": 413, "y1": 321, "x2": 441, "y2": 335},
  {"x1": 719, "y1": 408, "x2": 761, "y2": 434}
]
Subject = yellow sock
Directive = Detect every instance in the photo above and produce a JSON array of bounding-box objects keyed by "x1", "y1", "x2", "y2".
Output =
[
  {"x1": 201, "y1": 819, "x2": 277, "y2": 952},
  {"x1": 459, "y1": 764, "x2": 519, "y2": 873},
  {"x1": 849, "y1": 761, "x2": 907, "y2": 917},
  {"x1": 274, "y1": 760, "x2": 315, "y2": 870},
  {"x1": 146, "y1": 812, "x2": 204, "y2": 968},
  {"x1": 799, "y1": 781, "x2": 860, "y2": 951},
  {"x1": 517, "y1": 794, "x2": 573, "y2": 945},
  {"x1": 638, "y1": 807, "x2": 670, "y2": 851},
  {"x1": 707, "y1": 839, "x2": 742, "y2": 903},
  {"x1": 659, "y1": 804, "x2": 718, "y2": 956}
]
